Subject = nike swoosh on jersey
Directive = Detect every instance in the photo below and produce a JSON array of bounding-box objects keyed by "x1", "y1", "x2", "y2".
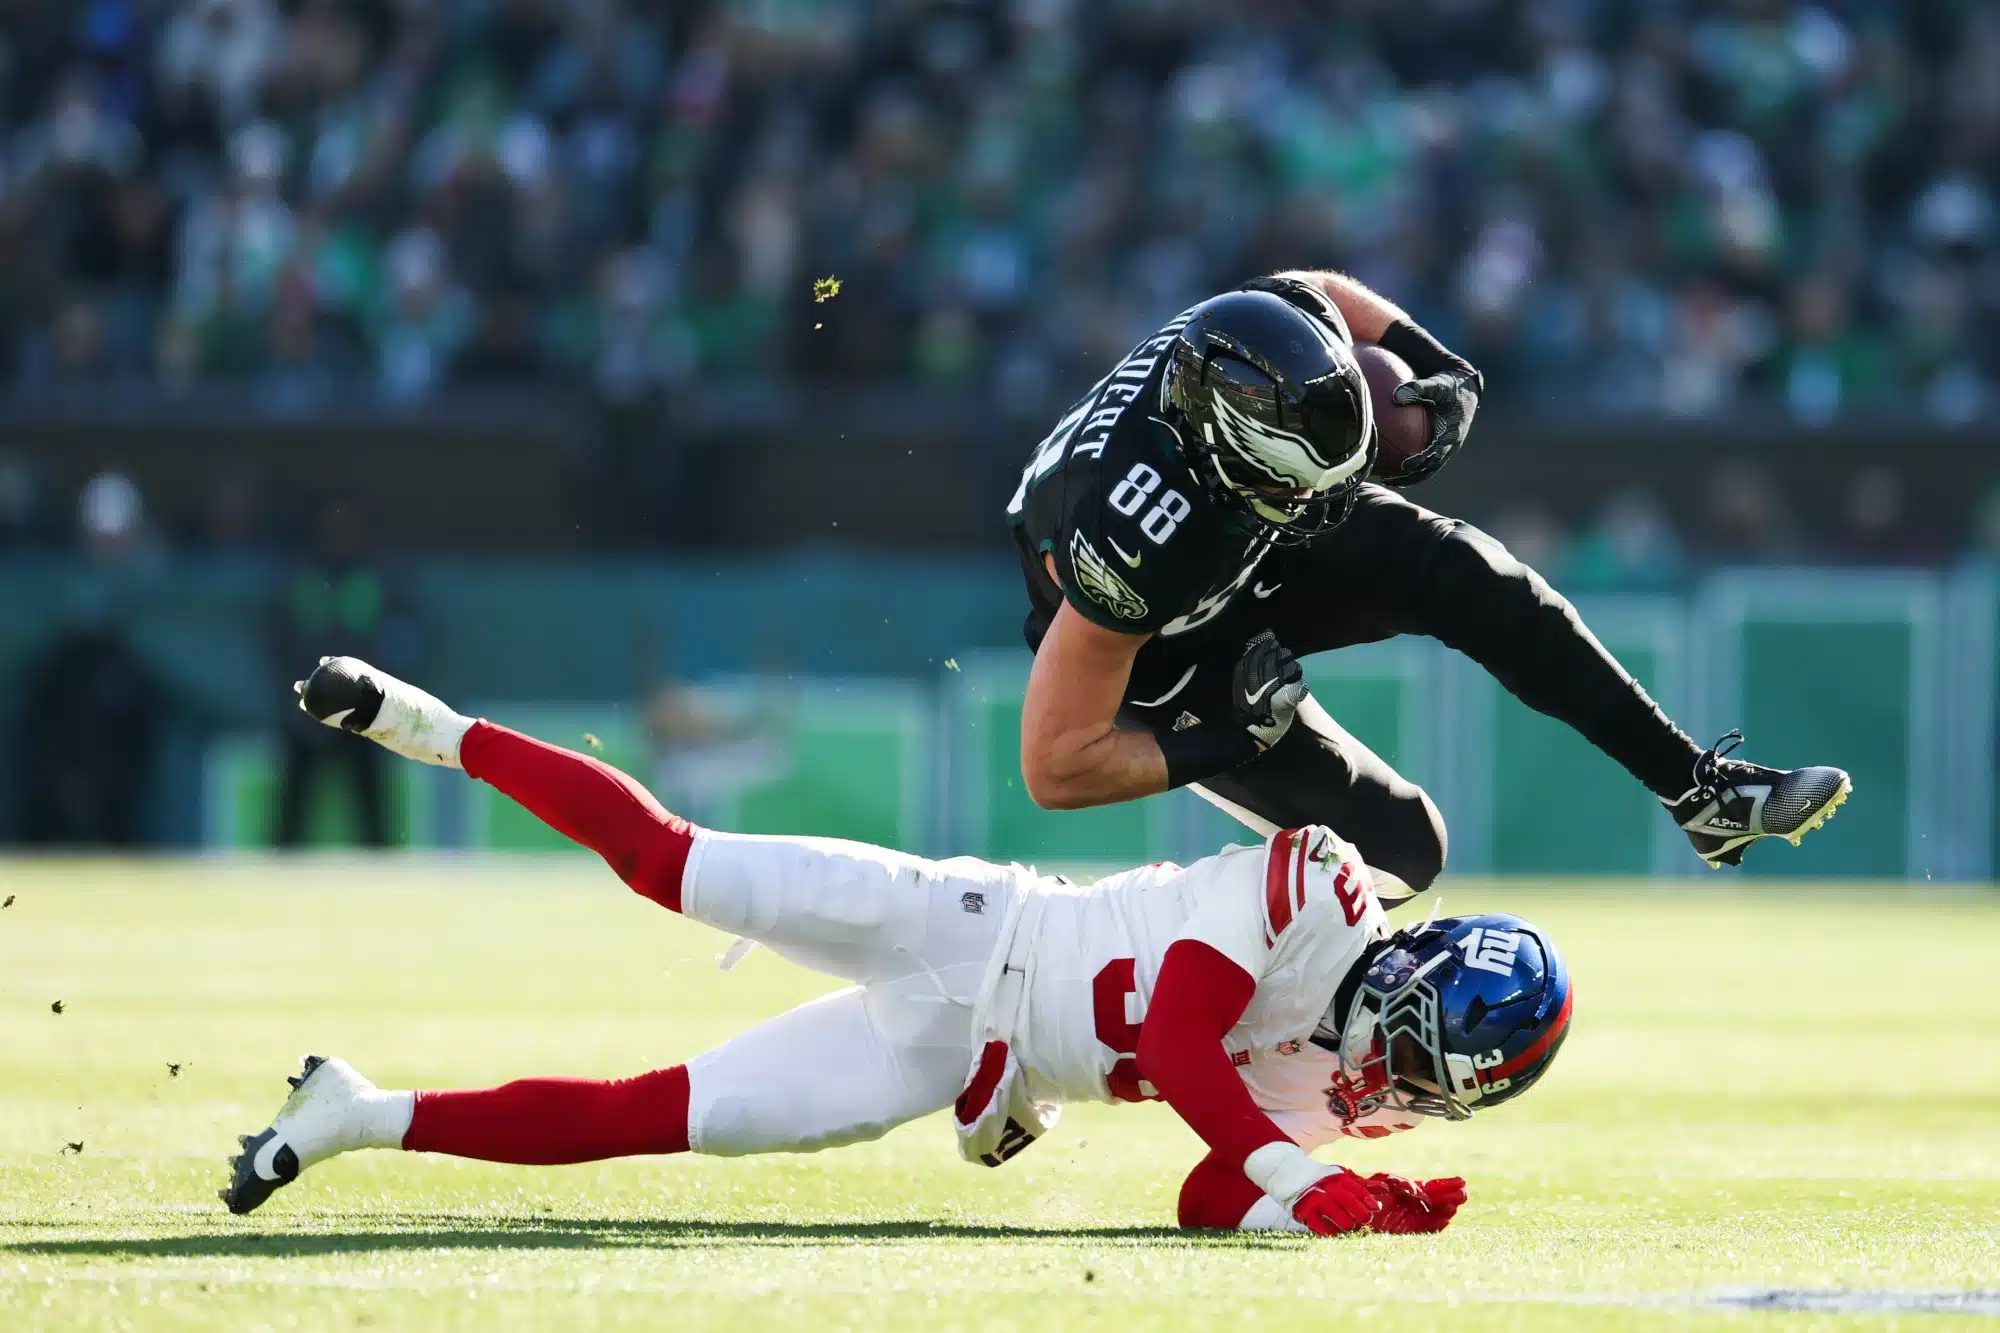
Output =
[
  {"x1": 1106, "y1": 536, "x2": 1142, "y2": 568},
  {"x1": 1252, "y1": 581, "x2": 1281, "y2": 598}
]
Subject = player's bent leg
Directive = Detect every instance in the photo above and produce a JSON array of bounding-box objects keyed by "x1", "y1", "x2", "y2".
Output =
[
  {"x1": 221, "y1": 1055, "x2": 697, "y2": 1215},
  {"x1": 296, "y1": 659, "x2": 1025, "y2": 947},
  {"x1": 458, "y1": 719, "x2": 695, "y2": 910},
  {"x1": 687, "y1": 983, "x2": 969, "y2": 1156},
  {"x1": 1198, "y1": 697, "x2": 1446, "y2": 898},
  {"x1": 1410, "y1": 518, "x2": 1704, "y2": 799},
  {"x1": 1402, "y1": 515, "x2": 1850, "y2": 866},
  {"x1": 296, "y1": 657, "x2": 697, "y2": 908},
  {"x1": 218, "y1": 976, "x2": 968, "y2": 1214}
]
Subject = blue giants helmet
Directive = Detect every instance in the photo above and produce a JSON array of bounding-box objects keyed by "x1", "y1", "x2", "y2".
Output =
[{"x1": 1323, "y1": 913, "x2": 1573, "y2": 1121}]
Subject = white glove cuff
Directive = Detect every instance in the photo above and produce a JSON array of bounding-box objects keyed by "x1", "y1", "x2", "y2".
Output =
[{"x1": 1243, "y1": 1141, "x2": 1334, "y2": 1205}]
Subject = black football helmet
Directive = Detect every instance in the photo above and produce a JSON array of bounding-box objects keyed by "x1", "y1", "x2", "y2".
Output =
[{"x1": 1162, "y1": 286, "x2": 1376, "y2": 543}]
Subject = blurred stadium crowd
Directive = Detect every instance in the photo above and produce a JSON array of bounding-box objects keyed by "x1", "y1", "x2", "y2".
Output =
[{"x1": 1, "y1": 0, "x2": 1995, "y2": 421}]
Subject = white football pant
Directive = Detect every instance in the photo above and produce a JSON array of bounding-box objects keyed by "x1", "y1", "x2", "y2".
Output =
[{"x1": 676, "y1": 830, "x2": 1026, "y2": 1156}]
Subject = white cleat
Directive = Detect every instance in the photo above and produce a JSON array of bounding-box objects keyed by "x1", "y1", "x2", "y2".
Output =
[
  {"x1": 220, "y1": 1056, "x2": 387, "y2": 1215},
  {"x1": 294, "y1": 656, "x2": 469, "y2": 768}
]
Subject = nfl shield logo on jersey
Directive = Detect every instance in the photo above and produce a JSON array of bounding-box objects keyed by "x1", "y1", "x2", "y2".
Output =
[{"x1": 960, "y1": 891, "x2": 986, "y2": 915}]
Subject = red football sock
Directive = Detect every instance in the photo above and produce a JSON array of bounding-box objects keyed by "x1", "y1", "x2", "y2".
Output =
[
  {"x1": 459, "y1": 720, "x2": 695, "y2": 911},
  {"x1": 1178, "y1": 1148, "x2": 1268, "y2": 1230},
  {"x1": 403, "y1": 1066, "x2": 691, "y2": 1163}
]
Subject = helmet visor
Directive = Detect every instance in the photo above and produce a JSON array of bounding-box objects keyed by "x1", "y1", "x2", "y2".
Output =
[
  {"x1": 1339, "y1": 954, "x2": 1480, "y2": 1121},
  {"x1": 1208, "y1": 450, "x2": 1360, "y2": 526}
]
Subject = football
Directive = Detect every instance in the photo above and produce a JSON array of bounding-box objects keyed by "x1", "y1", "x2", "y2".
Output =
[{"x1": 1356, "y1": 342, "x2": 1430, "y2": 479}]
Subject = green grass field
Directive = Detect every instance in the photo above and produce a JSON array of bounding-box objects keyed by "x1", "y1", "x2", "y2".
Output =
[{"x1": 0, "y1": 858, "x2": 1995, "y2": 1331}]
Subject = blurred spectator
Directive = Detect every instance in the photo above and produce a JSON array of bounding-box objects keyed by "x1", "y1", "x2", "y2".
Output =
[
  {"x1": 13, "y1": 470, "x2": 162, "y2": 844},
  {"x1": 268, "y1": 498, "x2": 412, "y2": 848},
  {"x1": 14, "y1": 625, "x2": 160, "y2": 845},
  {"x1": 0, "y1": 0, "x2": 1988, "y2": 419},
  {"x1": 1777, "y1": 273, "x2": 1887, "y2": 424},
  {"x1": 78, "y1": 469, "x2": 161, "y2": 568}
]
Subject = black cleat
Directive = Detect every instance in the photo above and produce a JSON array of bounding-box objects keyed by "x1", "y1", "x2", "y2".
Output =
[
  {"x1": 1665, "y1": 731, "x2": 1851, "y2": 868},
  {"x1": 296, "y1": 657, "x2": 385, "y2": 732},
  {"x1": 219, "y1": 1055, "x2": 327, "y2": 1215},
  {"x1": 220, "y1": 1127, "x2": 301, "y2": 1216},
  {"x1": 217, "y1": 1054, "x2": 382, "y2": 1216}
]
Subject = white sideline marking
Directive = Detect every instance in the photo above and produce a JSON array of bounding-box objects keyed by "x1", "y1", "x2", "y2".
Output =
[
  {"x1": 4, "y1": 1268, "x2": 1997, "y2": 1314},
  {"x1": 1708, "y1": 1289, "x2": 2000, "y2": 1316}
]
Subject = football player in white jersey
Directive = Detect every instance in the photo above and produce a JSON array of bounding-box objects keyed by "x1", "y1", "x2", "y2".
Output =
[{"x1": 221, "y1": 658, "x2": 1574, "y2": 1237}]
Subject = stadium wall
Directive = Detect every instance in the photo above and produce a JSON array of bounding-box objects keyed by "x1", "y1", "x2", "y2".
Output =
[
  {"x1": 4, "y1": 393, "x2": 1997, "y2": 554},
  {"x1": 1, "y1": 556, "x2": 1992, "y2": 880}
]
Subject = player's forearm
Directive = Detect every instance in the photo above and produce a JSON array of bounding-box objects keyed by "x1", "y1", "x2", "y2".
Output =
[
  {"x1": 1021, "y1": 603, "x2": 1165, "y2": 809},
  {"x1": 1138, "y1": 941, "x2": 1291, "y2": 1169},
  {"x1": 1274, "y1": 270, "x2": 1408, "y2": 344},
  {"x1": 1021, "y1": 723, "x2": 1169, "y2": 810}
]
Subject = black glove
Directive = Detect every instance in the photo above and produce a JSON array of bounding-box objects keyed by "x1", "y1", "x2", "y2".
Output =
[
  {"x1": 1230, "y1": 631, "x2": 1307, "y2": 750},
  {"x1": 1377, "y1": 319, "x2": 1485, "y2": 488}
]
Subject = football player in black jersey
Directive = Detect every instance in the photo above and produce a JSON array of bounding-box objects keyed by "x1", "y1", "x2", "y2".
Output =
[{"x1": 1007, "y1": 272, "x2": 1851, "y2": 895}]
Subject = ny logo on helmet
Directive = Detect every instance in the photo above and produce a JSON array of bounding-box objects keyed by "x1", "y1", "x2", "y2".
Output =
[{"x1": 1458, "y1": 927, "x2": 1522, "y2": 977}]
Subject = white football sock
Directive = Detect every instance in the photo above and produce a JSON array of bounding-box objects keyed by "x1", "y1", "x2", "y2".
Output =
[
  {"x1": 362, "y1": 674, "x2": 472, "y2": 770},
  {"x1": 352, "y1": 1089, "x2": 417, "y2": 1153}
]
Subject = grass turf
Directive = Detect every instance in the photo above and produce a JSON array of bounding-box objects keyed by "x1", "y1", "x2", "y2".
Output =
[{"x1": 0, "y1": 857, "x2": 1995, "y2": 1331}]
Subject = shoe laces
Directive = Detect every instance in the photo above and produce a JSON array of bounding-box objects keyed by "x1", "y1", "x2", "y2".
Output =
[{"x1": 1691, "y1": 729, "x2": 1746, "y2": 796}]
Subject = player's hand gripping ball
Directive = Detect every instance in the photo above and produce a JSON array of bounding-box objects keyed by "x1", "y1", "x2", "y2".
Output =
[
  {"x1": 1354, "y1": 344, "x2": 1429, "y2": 480},
  {"x1": 1363, "y1": 1172, "x2": 1469, "y2": 1234},
  {"x1": 1357, "y1": 343, "x2": 1484, "y2": 488}
]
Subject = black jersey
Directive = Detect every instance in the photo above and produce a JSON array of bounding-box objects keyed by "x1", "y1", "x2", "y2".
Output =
[{"x1": 1008, "y1": 305, "x2": 1278, "y2": 649}]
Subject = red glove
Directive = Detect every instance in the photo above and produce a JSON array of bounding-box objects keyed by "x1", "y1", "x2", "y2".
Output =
[
  {"x1": 1364, "y1": 1173, "x2": 1468, "y2": 1234},
  {"x1": 1242, "y1": 1142, "x2": 1383, "y2": 1236},
  {"x1": 1289, "y1": 1168, "x2": 1383, "y2": 1236}
]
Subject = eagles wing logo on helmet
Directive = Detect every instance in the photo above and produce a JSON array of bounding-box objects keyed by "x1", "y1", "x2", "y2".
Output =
[
  {"x1": 1069, "y1": 530, "x2": 1148, "y2": 620},
  {"x1": 1208, "y1": 388, "x2": 1372, "y2": 493}
]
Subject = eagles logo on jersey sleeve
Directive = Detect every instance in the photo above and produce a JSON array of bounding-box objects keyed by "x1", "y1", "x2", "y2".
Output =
[{"x1": 1067, "y1": 530, "x2": 1149, "y2": 622}]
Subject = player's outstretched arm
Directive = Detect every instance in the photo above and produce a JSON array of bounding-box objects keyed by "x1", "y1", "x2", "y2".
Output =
[
  {"x1": 1177, "y1": 1151, "x2": 1469, "y2": 1234},
  {"x1": 1139, "y1": 940, "x2": 1381, "y2": 1236},
  {"x1": 1143, "y1": 937, "x2": 1470, "y2": 1236}
]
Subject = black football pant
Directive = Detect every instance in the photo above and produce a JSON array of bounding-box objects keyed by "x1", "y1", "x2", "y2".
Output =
[{"x1": 1116, "y1": 485, "x2": 1701, "y2": 894}]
